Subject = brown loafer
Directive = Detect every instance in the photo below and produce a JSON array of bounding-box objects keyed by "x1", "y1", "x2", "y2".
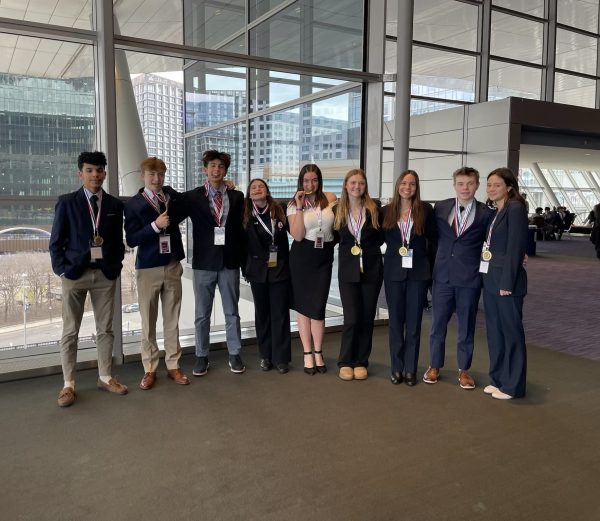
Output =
[
  {"x1": 167, "y1": 368, "x2": 190, "y2": 385},
  {"x1": 139, "y1": 372, "x2": 156, "y2": 390},
  {"x1": 353, "y1": 367, "x2": 368, "y2": 380},
  {"x1": 458, "y1": 370, "x2": 475, "y2": 389},
  {"x1": 57, "y1": 387, "x2": 76, "y2": 407},
  {"x1": 97, "y1": 377, "x2": 128, "y2": 395},
  {"x1": 423, "y1": 367, "x2": 439, "y2": 384}
]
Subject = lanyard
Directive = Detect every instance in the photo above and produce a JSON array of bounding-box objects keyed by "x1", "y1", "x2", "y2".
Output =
[
  {"x1": 252, "y1": 203, "x2": 275, "y2": 243},
  {"x1": 454, "y1": 199, "x2": 473, "y2": 236},
  {"x1": 348, "y1": 207, "x2": 364, "y2": 245},
  {"x1": 397, "y1": 208, "x2": 413, "y2": 247},
  {"x1": 85, "y1": 194, "x2": 101, "y2": 237},
  {"x1": 142, "y1": 190, "x2": 166, "y2": 214},
  {"x1": 485, "y1": 212, "x2": 499, "y2": 248}
]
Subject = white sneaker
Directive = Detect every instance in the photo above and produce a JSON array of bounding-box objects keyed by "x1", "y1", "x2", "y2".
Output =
[
  {"x1": 492, "y1": 390, "x2": 513, "y2": 400},
  {"x1": 483, "y1": 385, "x2": 499, "y2": 395}
]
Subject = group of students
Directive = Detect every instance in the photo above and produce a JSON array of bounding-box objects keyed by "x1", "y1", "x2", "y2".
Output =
[{"x1": 49, "y1": 150, "x2": 528, "y2": 408}]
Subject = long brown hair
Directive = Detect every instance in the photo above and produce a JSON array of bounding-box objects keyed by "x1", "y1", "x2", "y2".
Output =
[
  {"x1": 486, "y1": 168, "x2": 526, "y2": 208},
  {"x1": 334, "y1": 169, "x2": 380, "y2": 230},
  {"x1": 383, "y1": 170, "x2": 425, "y2": 235},
  {"x1": 243, "y1": 178, "x2": 286, "y2": 228},
  {"x1": 288, "y1": 164, "x2": 329, "y2": 210}
]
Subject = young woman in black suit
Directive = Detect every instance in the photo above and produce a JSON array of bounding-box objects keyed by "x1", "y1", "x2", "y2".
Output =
[
  {"x1": 333, "y1": 169, "x2": 384, "y2": 381},
  {"x1": 383, "y1": 170, "x2": 437, "y2": 386},
  {"x1": 482, "y1": 168, "x2": 528, "y2": 399},
  {"x1": 244, "y1": 179, "x2": 291, "y2": 374}
]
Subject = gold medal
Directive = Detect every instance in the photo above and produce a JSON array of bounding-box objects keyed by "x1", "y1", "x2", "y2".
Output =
[
  {"x1": 399, "y1": 246, "x2": 408, "y2": 257},
  {"x1": 93, "y1": 235, "x2": 104, "y2": 246},
  {"x1": 351, "y1": 245, "x2": 361, "y2": 256},
  {"x1": 481, "y1": 249, "x2": 492, "y2": 262}
]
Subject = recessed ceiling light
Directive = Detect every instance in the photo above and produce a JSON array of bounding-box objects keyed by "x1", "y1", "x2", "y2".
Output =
[{"x1": 585, "y1": 153, "x2": 591, "y2": 156}]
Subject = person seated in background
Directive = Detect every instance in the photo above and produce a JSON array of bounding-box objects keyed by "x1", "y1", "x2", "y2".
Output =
[{"x1": 532, "y1": 207, "x2": 554, "y2": 240}]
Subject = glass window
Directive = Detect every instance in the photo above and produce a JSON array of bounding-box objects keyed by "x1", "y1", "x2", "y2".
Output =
[
  {"x1": 249, "y1": 0, "x2": 364, "y2": 70},
  {"x1": 413, "y1": 0, "x2": 479, "y2": 51},
  {"x1": 184, "y1": 63, "x2": 246, "y2": 133},
  {"x1": 491, "y1": 11, "x2": 544, "y2": 64},
  {"x1": 554, "y1": 72, "x2": 597, "y2": 108},
  {"x1": 0, "y1": 1, "x2": 92, "y2": 29},
  {"x1": 556, "y1": 29, "x2": 598, "y2": 76},
  {"x1": 558, "y1": 0, "x2": 600, "y2": 34},
  {"x1": 488, "y1": 60, "x2": 542, "y2": 100},
  {"x1": 410, "y1": 98, "x2": 465, "y2": 116},
  {"x1": 184, "y1": 0, "x2": 245, "y2": 49},
  {"x1": 493, "y1": 0, "x2": 545, "y2": 18},
  {"x1": 411, "y1": 46, "x2": 476, "y2": 102}
]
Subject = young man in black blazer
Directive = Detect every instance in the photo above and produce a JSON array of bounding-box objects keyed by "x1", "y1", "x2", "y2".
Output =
[
  {"x1": 124, "y1": 157, "x2": 189, "y2": 390},
  {"x1": 49, "y1": 151, "x2": 126, "y2": 407},
  {"x1": 178, "y1": 150, "x2": 246, "y2": 376}
]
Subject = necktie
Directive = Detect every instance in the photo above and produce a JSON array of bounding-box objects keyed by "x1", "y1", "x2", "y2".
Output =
[
  {"x1": 155, "y1": 192, "x2": 167, "y2": 214},
  {"x1": 213, "y1": 190, "x2": 223, "y2": 226},
  {"x1": 90, "y1": 194, "x2": 99, "y2": 218}
]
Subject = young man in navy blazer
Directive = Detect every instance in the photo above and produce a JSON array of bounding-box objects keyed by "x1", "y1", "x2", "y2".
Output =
[
  {"x1": 424, "y1": 167, "x2": 495, "y2": 389},
  {"x1": 124, "y1": 157, "x2": 189, "y2": 390},
  {"x1": 177, "y1": 150, "x2": 246, "y2": 376},
  {"x1": 49, "y1": 151, "x2": 126, "y2": 407}
]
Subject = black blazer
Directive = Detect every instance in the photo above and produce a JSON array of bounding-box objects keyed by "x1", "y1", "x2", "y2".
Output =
[
  {"x1": 124, "y1": 186, "x2": 185, "y2": 269},
  {"x1": 176, "y1": 186, "x2": 245, "y2": 271},
  {"x1": 433, "y1": 198, "x2": 496, "y2": 289},
  {"x1": 49, "y1": 187, "x2": 125, "y2": 280},
  {"x1": 244, "y1": 205, "x2": 290, "y2": 284},
  {"x1": 482, "y1": 200, "x2": 528, "y2": 296},
  {"x1": 383, "y1": 202, "x2": 437, "y2": 282},
  {"x1": 334, "y1": 205, "x2": 384, "y2": 283}
]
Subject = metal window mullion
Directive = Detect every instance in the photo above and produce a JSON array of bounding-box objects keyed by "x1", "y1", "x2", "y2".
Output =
[
  {"x1": 530, "y1": 163, "x2": 561, "y2": 208},
  {"x1": 584, "y1": 170, "x2": 600, "y2": 193},
  {"x1": 476, "y1": 0, "x2": 491, "y2": 103},
  {"x1": 0, "y1": 16, "x2": 96, "y2": 43},
  {"x1": 412, "y1": 40, "x2": 478, "y2": 57},
  {"x1": 542, "y1": 0, "x2": 557, "y2": 102}
]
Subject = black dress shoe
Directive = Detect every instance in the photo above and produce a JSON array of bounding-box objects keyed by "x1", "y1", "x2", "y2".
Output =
[
  {"x1": 314, "y1": 350, "x2": 327, "y2": 373},
  {"x1": 390, "y1": 371, "x2": 403, "y2": 385},
  {"x1": 260, "y1": 359, "x2": 273, "y2": 371},
  {"x1": 277, "y1": 363, "x2": 289, "y2": 374},
  {"x1": 405, "y1": 373, "x2": 417, "y2": 386}
]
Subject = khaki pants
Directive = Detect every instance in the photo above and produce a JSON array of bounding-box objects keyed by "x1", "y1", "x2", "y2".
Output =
[
  {"x1": 60, "y1": 269, "x2": 117, "y2": 381},
  {"x1": 136, "y1": 260, "x2": 183, "y2": 372}
]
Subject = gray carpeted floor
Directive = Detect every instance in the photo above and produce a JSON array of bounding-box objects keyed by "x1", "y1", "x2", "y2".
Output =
[{"x1": 2, "y1": 324, "x2": 599, "y2": 521}]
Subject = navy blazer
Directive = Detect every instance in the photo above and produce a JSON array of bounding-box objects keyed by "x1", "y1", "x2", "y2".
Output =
[
  {"x1": 49, "y1": 187, "x2": 125, "y2": 280},
  {"x1": 244, "y1": 204, "x2": 290, "y2": 284},
  {"x1": 176, "y1": 186, "x2": 245, "y2": 271},
  {"x1": 383, "y1": 202, "x2": 437, "y2": 282},
  {"x1": 482, "y1": 200, "x2": 528, "y2": 296},
  {"x1": 432, "y1": 198, "x2": 496, "y2": 289},
  {"x1": 124, "y1": 186, "x2": 185, "y2": 269},
  {"x1": 334, "y1": 205, "x2": 384, "y2": 283}
]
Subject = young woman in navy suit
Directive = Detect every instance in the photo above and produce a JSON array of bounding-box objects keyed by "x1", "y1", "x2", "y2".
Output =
[
  {"x1": 383, "y1": 171, "x2": 437, "y2": 386},
  {"x1": 333, "y1": 169, "x2": 384, "y2": 381},
  {"x1": 482, "y1": 168, "x2": 528, "y2": 399},
  {"x1": 243, "y1": 179, "x2": 291, "y2": 374}
]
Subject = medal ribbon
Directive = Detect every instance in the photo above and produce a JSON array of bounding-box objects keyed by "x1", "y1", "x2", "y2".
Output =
[
  {"x1": 484, "y1": 212, "x2": 499, "y2": 250},
  {"x1": 348, "y1": 206, "x2": 364, "y2": 246},
  {"x1": 397, "y1": 208, "x2": 413, "y2": 247},
  {"x1": 142, "y1": 190, "x2": 162, "y2": 214},
  {"x1": 304, "y1": 196, "x2": 322, "y2": 230},
  {"x1": 454, "y1": 199, "x2": 473, "y2": 237},
  {"x1": 86, "y1": 193, "x2": 101, "y2": 238}
]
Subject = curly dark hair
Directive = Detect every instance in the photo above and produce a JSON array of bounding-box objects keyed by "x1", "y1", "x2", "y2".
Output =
[
  {"x1": 202, "y1": 149, "x2": 231, "y2": 171},
  {"x1": 77, "y1": 151, "x2": 107, "y2": 170}
]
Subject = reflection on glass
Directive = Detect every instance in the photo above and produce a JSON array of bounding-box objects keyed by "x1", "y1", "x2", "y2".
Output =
[
  {"x1": 184, "y1": 0, "x2": 245, "y2": 49},
  {"x1": 412, "y1": 46, "x2": 476, "y2": 102},
  {"x1": 414, "y1": 0, "x2": 478, "y2": 51},
  {"x1": 184, "y1": 63, "x2": 246, "y2": 132},
  {"x1": 249, "y1": 89, "x2": 362, "y2": 199},
  {"x1": 488, "y1": 60, "x2": 541, "y2": 101},
  {"x1": 410, "y1": 98, "x2": 463, "y2": 116},
  {"x1": 250, "y1": 0, "x2": 364, "y2": 70},
  {"x1": 556, "y1": 29, "x2": 598, "y2": 76},
  {"x1": 491, "y1": 12, "x2": 543, "y2": 64},
  {"x1": 0, "y1": 1, "x2": 92, "y2": 29},
  {"x1": 554, "y1": 72, "x2": 596, "y2": 108},
  {"x1": 492, "y1": 0, "x2": 545, "y2": 18},
  {"x1": 115, "y1": 0, "x2": 182, "y2": 44},
  {"x1": 558, "y1": 0, "x2": 600, "y2": 34}
]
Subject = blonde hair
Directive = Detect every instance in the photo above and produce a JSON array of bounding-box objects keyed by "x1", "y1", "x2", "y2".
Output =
[{"x1": 334, "y1": 169, "x2": 380, "y2": 230}]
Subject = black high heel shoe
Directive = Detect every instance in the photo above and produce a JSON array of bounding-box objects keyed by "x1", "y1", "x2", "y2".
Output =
[
  {"x1": 314, "y1": 350, "x2": 327, "y2": 374},
  {"x1": 303, "y1": 352, "x2": 316, "y2": 375}
]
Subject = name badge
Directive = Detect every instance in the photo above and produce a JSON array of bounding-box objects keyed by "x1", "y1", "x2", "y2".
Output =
[
  {"x1": 401, "y1": 249, "x2": 413, "y2": 269},
  {"x1": 314, "y1": 232, "x2": 324, "y2": 249},
  {"x1": 214, "y1": 226, "x2": 226, "y2": 246},
  {"x1": 268, "y1": 244, "x2": 278, "y2": 268},
  {"x1": 479, "y1": 261, "x2": 489, "y2": 274},
  {"x1": 159, "y1": 234, "x2": 171, "y2": 254},
  {"x1": 90, "y1": 246, "x2": 103, "y2": 260}
]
